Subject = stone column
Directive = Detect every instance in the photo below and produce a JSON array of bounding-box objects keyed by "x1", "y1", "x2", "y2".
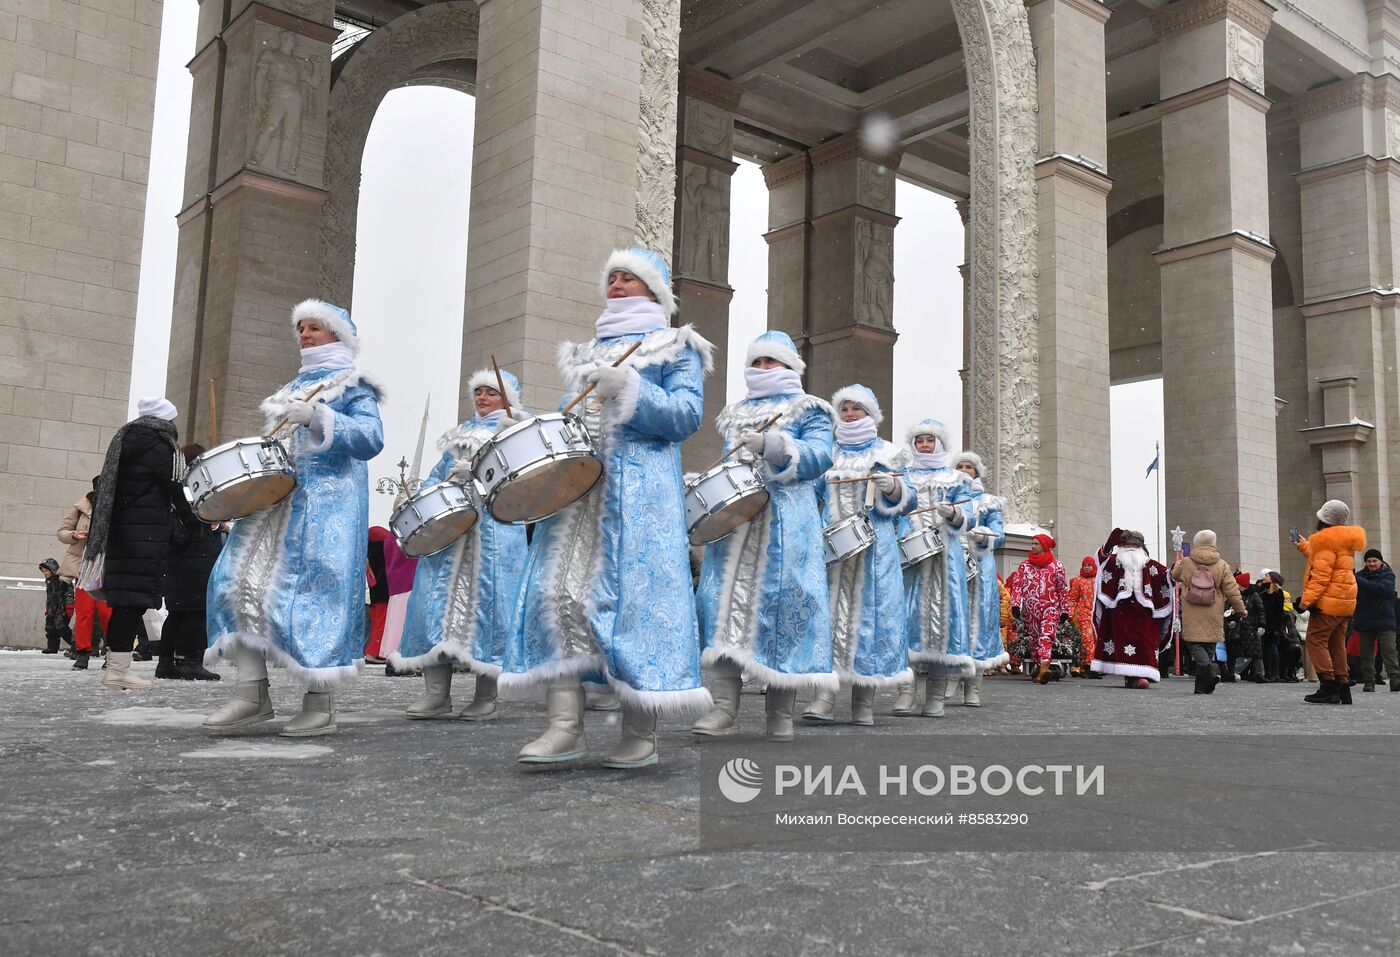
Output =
[
  {"x1": 463, "y1": 0, "x2": 680, "y2": 420},
  {"x1": 1292, "y1": 73, "x2": 1400, "y2": 561},
  {"x1": 1026, "y1": 0, "x2": 1112, "y2": 567},
  {"x1": 168, "y1": 0, "x2": 337, "y2": 442},
  {"x1": 1151, "y1": 0, "x2": 1279, "y2": 569},
  {"x1": 762, "y1": 153, "x2": 812, "y2": 358},
  {"x1": 956, "y1": 199, "x2": 972, "y2": 450},
  {"x1": 806, "y1": 133, "x2": 900, "y2": 434},
  {"x1": 673, "y1": 66, "x2": 742, "y2": 466}
]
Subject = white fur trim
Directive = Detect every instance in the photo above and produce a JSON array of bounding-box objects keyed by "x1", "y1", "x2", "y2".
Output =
[
  {"x1": 830, "y1": 385, "x2": 883, "y2": 425},
  {"x1": 205, "y1": 633, "x2": 363, "y2": 692},
  {"x1": 870, "y1": 472, "x2": 910, "y2": 517},
  {"x1": 464, "y1": 370, "x2": 522, "y2": 412},
  {"x1": 715, "y1": 393, "x2": 833, "y2": 441},
  {"x1": 702, "y1": 647, "x2": 840, "y2": 693},
  {"x1": 600, "y1": 250, "x2": 677, "y2": 317},
  {"x1": 300, "y1": 403, "x2": 336, "y2": 454},
  {"x1": 496, "y1": 654, "x2": 607, "y2": 697},
  {"x1": 608, "y1": 365, "x2": 642, "y2": 427},
  {"x1": 972, "y1": 651, "x2": 1010, "y2": 669},
  {"x1": 826, "y1": 439, "x2": 903, "y2": 480},
  {"x1": 745, "y1": 337, "x2": 805, "y2": 374},
  {"x1": 909, "y1": 649, "x2": 978, "y2": 677},
  {"x1": 260, "y1": 367, "x2": 385, "y2": 428},
  {"x1": 291, "y1": 299, "x2": 360, "y2": 355},
  {"x1": 1090, "y1": 659, "x2": 1161, "y2": 681},
  {"x1": 905, "y1": 420, "x2": 952, "y2": 453},
  {"x1": 558, "y1": 324, "x2": 715, "y2": 386},
  {"x1": 606, "y1": 680, "x2": 713, "y2": 718},
  {"x1": 388, "y1": 642, "x2": 502, "y2": 677},
  {"x1": 765, "y1": 429, "x2": 801, "y2": 484},
  {"x1": 838, "y1": 665, "x2": 914, "y2": 689}
]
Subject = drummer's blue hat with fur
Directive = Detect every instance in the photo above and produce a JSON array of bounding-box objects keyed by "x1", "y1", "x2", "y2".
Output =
[
  {"x1": 600, "y1": 248, "x2": 677, "y2": 317},
  {"x1": 906, "y1": 417, "x2": 951, "y2": 453},
  {"x1": 830, "y1": 383, "x2": 883, "y2": 425},
  {"x1": 291, "y1": 299, "x2": 360, "y2": 354},
  {"x1": 746, "y1": 329, "x2": 805, "y2": 375},
  {"x1": 466, "y1": 367, "x2": 522, "y2": 411}
]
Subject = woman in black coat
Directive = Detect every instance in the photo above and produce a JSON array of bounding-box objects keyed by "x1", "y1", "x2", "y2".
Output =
[
  {"x1": 81, "y1": 396, "x2": 189, "y2": 691},
  {"x1": 155, "y1": 443, "x2": 225, "y2": 682}
]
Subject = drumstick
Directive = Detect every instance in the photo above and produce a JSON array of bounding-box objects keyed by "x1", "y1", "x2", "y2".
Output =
[
  {"x1": 490, "y1": 354, "x2": 513, "y2": 417},
  {"x1": 266, "y1": 381, "x2": 328, "y2": 438},
  {"x1": 703, "y1": 412, "x2": 784, "y2": 472},
  {"x1": 829, "y1": 471, "x2": 905, "y2": 485},
  {"x1": 207, "y1": 378, "x2": 219, "y2": 447},
  {"x1": 560, "y1": 339, "x2": 643, "y2": 415}
]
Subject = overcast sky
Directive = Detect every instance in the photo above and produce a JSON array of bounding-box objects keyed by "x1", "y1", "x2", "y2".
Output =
[{"x1": 130, "y1": 4, "x2": 1164, "y2": 541}]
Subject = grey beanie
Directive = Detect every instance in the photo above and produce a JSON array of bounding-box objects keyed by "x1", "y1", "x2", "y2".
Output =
[{"x1": 1316, "y1": 499, "x2": 1351, "y2": 526}]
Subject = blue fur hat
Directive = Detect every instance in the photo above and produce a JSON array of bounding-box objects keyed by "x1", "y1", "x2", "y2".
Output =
[
  {"x1": 905, "y1": 417, "x2": 951, "y2": 452},
  {"x1": 745, "y1": 329, "x2": 805, "y2": 375},
  {"x1": 830, "y1": 383, "x2": 883, "y2": 425},
  {"x1": 466, "y1": 367, "x2": 522, "y2": 410},
  {"x1": 291, "y1": 299, "x2": 360, "y2": 354},
  {"x1": 600, "y1": 248, "x2": 677, "y2": 316}
]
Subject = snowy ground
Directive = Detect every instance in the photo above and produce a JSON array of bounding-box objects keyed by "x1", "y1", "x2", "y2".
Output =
[{"x1": 2, "y1": 649, "x2": 1399, "y2": 955}]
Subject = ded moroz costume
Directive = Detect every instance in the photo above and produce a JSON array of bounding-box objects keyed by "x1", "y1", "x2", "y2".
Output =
[
  {"x1": 1092, "y1": 528, "x2": 1174, "y2": 687},
  {"x1": 692, "y1": 330, "x2": 837, "y2": 742},
  {"x1": 502, "y1": 248, "x2": 713, "y2": 769},
  {"x1": 391, "y1": 369, "x2": 531, "y2": 721},
  {"x1": 203, "y1": 299, "x2": 385, "y2": 736}
]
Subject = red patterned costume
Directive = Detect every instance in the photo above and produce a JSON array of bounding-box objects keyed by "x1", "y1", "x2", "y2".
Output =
[
  {"x1": 1066, "y1": 556, "x2": 1098, "y2": 666},
  {"x1": 1092, "y1": 528, "x2": 1173, "y2": 685},
  {"x1": 1007, "y1": 534, "x2": 1068, "y2": 662}
]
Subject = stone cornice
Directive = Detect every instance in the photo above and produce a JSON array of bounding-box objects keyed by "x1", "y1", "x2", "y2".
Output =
[
  {"x1": 209, "y1": 169, "x2": 328, "y2": 208},
  {"x1": 1291, "y1": 73, "x2": 1400, "y2": 124},
  {"x1": 1300, "y1": 421, "x2": 1375, "y2": 447},
  {"x1": 1034, "y1": 155, "x2": 1114, "y2": 194},
  {"x1": 810, "y1": 205, "x2": 901, "y2": 230},
  {"x1": 176, "y1": 195, "x2": 210, "y2": 227},
  {"x1": 222, "y1": 2, "x2": 341, "y2": 45},
  {"x1": 677, "y1": 145, "x2": 739, "y2": 174},
  {"x1": 1156, "y1": 77, "x2": 1271, "y2": 116},
  {"x1": 679, "y1": 65, "x2": 744, "y2": 112},
  {"x1": 809, "y1": 131, "x2": 902, "y2": 170},
  {"x1": 762, "y1": 221, "x2": 809, "y2": 245},
  {"x1": 186, "y1": 35, "x2": 223, "y2": 72},
  {"x1": 1299, "y1": 287, "x2": 1400, "y2": 317},
  {"x1": 1153, "y1": 230, "x2": 1276, "y2": 265},
  {"x1": 673, "y1": 276, "x2": 735, "y2": 302},
  {"x1": 798, "y1": 325, "x2": 900, "y2": 347},
  {"x1": 1294, "y1": 154, "x2": 1400, "y2": 186},
  {"x1": 1150, "y1": 0, "x2": 1275, "y2": 42},
  {"x1": 761, "y1": 152, "x2": 809, "y2": 189},
  {"x1": 954, "y1": 198, "x2": 970, "y2": 225},
  {"x1": 1024, "y1": 0, "x2": 1112, "y2": 25}
]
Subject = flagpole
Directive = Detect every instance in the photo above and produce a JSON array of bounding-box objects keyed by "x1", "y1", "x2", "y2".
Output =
[{"x1": 1155, "y1": 439, "x2": 1161, "y2": 559}]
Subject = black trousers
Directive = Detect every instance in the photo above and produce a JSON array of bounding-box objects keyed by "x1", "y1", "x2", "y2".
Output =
[
  {"x1": 105, "y1": 607, "x2": 146, "y2": 653},
  {"x1": 162, "y1": 610, "x2": 208, "y2": 659}
]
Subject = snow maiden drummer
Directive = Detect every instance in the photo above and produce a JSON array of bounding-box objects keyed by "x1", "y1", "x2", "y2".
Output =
[{"x1": 202, "y1": 299, "x2": 384, "y2": 737}]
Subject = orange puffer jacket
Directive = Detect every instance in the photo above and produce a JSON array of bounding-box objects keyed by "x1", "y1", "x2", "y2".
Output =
[{"x1": 1297, "y1": 524, "x2": 1367, "y2": 616}]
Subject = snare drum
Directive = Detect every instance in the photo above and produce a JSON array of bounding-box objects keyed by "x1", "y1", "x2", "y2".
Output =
[
  {"x1": 472, "y1": 413, "x2": 602, "y2": 524},
  {"x1": 184, "y1": 437, "x2": 296, "y2": 522},
  {"x1": 684, "y1": 459, "x2": 770, "y2": 545},
  {"x1": 898, "y1": 524, "x2": 944, "y2": 568},
  {"x1": 390, "y1": 480, "x2": 480, "y2": 558},
  {"x1": 823, "y1": 513, "x2": 875, "y2": 565}
]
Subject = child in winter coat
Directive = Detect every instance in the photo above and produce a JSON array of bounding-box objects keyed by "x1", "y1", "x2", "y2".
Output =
[{"x1": 38, "y1": 558, "x2": 73, "y2": 654}]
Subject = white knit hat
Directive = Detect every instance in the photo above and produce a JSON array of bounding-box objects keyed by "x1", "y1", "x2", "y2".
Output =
[{"x1": 137, "y1": 396, "x2": 177, "y2": 421}]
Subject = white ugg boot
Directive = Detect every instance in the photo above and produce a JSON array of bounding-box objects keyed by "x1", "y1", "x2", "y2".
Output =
[
  {"x1": 891, "y1": 674, "x2": 920, "y2": 715},
  {"x1": 765, "y1": 688, "x2": 796, "y2": 741},
  {"x1": 603, "y1": 705, "x2": 658, "y2": 769},
  {"x1": 802, "y1": 688, "x2": 837, "y2": 722},
  {"x1": 921, "y1": 677, "x2": 947, "y2": 717},
  {"x1": 100, "y1": 651, "x2": 152, "y2": 691},
  {"x1": 203, "y1": 647, "x2": 273, "y2": 732},
  {"x1": 280, "y1": 692, "x2": 336, "y2": 737},
  {"x1": 406, "y1": 664, "x2": 453, "y2": 719},
  {"x1": 850, "y1": 685, "x2": 876, "y2": 726},
  {"x1": 458, "y1": 673, "x2": 498, "y2": 720},
  {"x1": 691, "y1": 659, "x2": 742, "y2": 736},
  {"x1": 517, "y1": 680, "x2": 587, "y2": 763},
  {"x1": 963, "y1": 672, "x2": 984, "y2": 707}
]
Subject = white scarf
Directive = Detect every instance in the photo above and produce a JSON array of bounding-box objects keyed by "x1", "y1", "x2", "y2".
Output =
[
  {"x1": 745, "y1": 365, "x2": 803, "y2": 399},
  {"x1": 299, "y1": 342, "x2": 355, "y2": 375},
  {"x1": 595, "y1": 297, "x2": 667, "y2": 339},
  {"x1": 835, "y1": 417, "x2": 878, "y2": 446},
  {"x1": 912, "y1": 449, "x2": 947, "y2": 470},
  {"x1": 479, "y1": 410, "x2": 506, "y2": 429}
]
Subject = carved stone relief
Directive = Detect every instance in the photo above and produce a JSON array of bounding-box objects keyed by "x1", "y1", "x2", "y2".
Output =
[
  {"x1": 636, "y1": 0, "x2": 681, "y2": 260},
  {"x1": 858, "y1": 158, "x2": 894, "y2": 210},
  {"x1": 1387, "y1": 111, "x2": 1400, "y2": 160},
  {"x1": 250, "y1": 31, "x2": 323, "y2": 178},
  {"x1": 1226, "y1": 21, "x2": 1265, "y2": 94},
  {"x1": 684, "y1": 98, "x2": 732, "y2": 159},
  {"x1": 950, "y1": 0, "x2": 1041, "y2": 522},
  {"x1": 680, "y1": 164, "x2": 731, "y2": 280},
  {"x1": 854, "y1": 218, "x2": 895, "y2": 329}
]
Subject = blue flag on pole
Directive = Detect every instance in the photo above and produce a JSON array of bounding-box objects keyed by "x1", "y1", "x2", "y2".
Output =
[{"x1": 1145, "y1": 455, "x2": 1159, "y2": 478}]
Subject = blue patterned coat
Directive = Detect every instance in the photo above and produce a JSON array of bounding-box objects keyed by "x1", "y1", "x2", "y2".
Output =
[
  {"x1": 390, "y1": 416, "x2": 529, "y2": 676},
  {"x1": 206, "y1": 366, "x2": 384, "y2": 689},
  {"x1": 502, "y1": 326, "x2": 714, "y2": 715},
  {"x1": 898, "y1": 466, "x2": 976, "y2": 677},
  {"x1": 823, "y1": 438, "x2": 916, "y2": 687},
  {"x1": 695, "y1": 394, "x2": 837, "y2": 692},
  {"x1": 952, "y1": 488, "x2": 1009, "y2": 667}
]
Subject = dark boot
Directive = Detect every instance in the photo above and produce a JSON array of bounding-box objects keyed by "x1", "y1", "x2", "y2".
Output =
[
  {"x1": 1304, "y1": 679, "x2": 1340, "y2": 704},
  {"x1": 1194, "y1": 664, "x2": 1220, "y2": 695},
  {"x1": 1390, "y1": 677, "x2": 1400, "y2": 692},
  {"x1": 179, "y1": 657, "x2": 221, "y2": 681},
  {"x1": 71, "y1": 651, "x2": 89, "y2": 670},
  {"x1": 1264, "y1": 657, "x2": 1278, "y2": 682},
  {"x1": 1337, "y1": 681, "x2": 1353, "y2": 705},
  {"x1": 154, "y1": 654, "x2": 181, "y2": 680},
  {"x1": 1246, "y1": 659, "x2": 1266, "y2": 683},
  {"x1": 43, "y1": 633, "x2": 60, "y2": 654},
  {"x1": 1219, "y1": 659, "x2": 1237, "y2": 683}
]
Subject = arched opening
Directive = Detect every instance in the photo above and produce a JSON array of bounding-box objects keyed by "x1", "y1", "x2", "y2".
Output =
[{"x1": 349, "y1": 87, "x2": 476, "y2": 527}]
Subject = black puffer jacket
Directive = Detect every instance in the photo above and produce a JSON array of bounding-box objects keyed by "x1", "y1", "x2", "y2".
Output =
[
  {"x1": 99, "y1": 425, "x2": 186, "y2": 608},
  {"x1": 164, "y1": 519, "x2": 223, "y2": 612}
]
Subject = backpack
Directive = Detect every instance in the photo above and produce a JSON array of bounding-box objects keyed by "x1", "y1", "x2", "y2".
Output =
[{"x1": 1185, "y1": 564, "x2": 1218, "y2": 606}]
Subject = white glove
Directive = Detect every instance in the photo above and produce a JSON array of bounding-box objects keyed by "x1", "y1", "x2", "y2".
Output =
[
  {"x1": 498, "y1": 411, "x2": 524, "y2": 428},
  {"x1": 283, "y1": 400, "x2": 316, "y2": 425},
  {"x1": 448, "y1": 460, "x2": 473, "y2": 484},
  {"x1": 874, "y1": 473, "x2": 898, "y2": 495},
  {"x1": 740, "y1": 430, "x2": 765, "y2": 454},
  {"x1": 936, "y1": 502, "x2": 956, "y2": 520},
  {"x1": 586, "y1": 365, "x2": 631, "y2": 400},
  {"x1": 761, "y1": 432, "x2": 790, "y2": 468}
]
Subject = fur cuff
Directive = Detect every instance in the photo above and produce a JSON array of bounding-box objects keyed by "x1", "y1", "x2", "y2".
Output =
[
  {"x1": 607, "y1": 365, "x2": 643, "y2": 427},
  {"x1": 607, "y1": 681, "x2": 714, "y2": 718},
  {"x1": 870, "y1": 475, "x2": 910, "y2": 517},
  {"x1": 301, "y1": 403, "x2": 336, "y2": 454},
  {"x1": 205, "y1": 633, "x2": 364, "y2": 692},
  {"x1": 764, "y1": 430, "x2": 801, "y2": 484},
  {"x1": 839, "y1": 666, "x2": 914, "y2": 689}
]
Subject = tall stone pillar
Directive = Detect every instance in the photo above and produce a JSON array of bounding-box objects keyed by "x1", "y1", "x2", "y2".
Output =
[
  {"x1": 806, "y1": 134, "x2": 900, "y2": 434},
  {"x1": 762, "y1": 153, "x2": 812, "y2": 358},
  {"x1": 1151, "y1": 0, "x2": 1279, "y2": 569},
  {"x1": 1292, "y1": 74, "x2": 1400, "y2": 561},
  {"x1": 1026, "y1": 0, "x2": 1112, "y2": 566},
  {"x1": 673, "y1": 66, "x2": 742, "y2": 465},
  {"x1": 168, "y1": 0, "x2": 338, "y2": 441},
  {"x1": 464, "y1": 0, "x2": 680, "y2": 420},
  {"x1": 957, "y1": 198, "x2": 972, "y2": 450}
]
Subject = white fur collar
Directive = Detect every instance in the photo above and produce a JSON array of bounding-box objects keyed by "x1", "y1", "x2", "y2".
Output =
[
  {"x1": 715, "y1": 393, "x2": 833, "y2": 439},
  {"x1": 260, "y1": 365, "x2": 385, "y2": 426},
  {"x1": 827, "y1": 438, "x2": 902, "y2": 479},
  {"x1": 557, "y1": 324, "x2": 715, "y2": 387}
]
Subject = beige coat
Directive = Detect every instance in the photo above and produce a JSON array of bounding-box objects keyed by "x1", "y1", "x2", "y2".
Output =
[
  {"x1": 56, "y1": 495, "x2": 92, "y2": 581},
  {"x1": 1170, "y1": 545, "x2": 1247, "y2": 645}
]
